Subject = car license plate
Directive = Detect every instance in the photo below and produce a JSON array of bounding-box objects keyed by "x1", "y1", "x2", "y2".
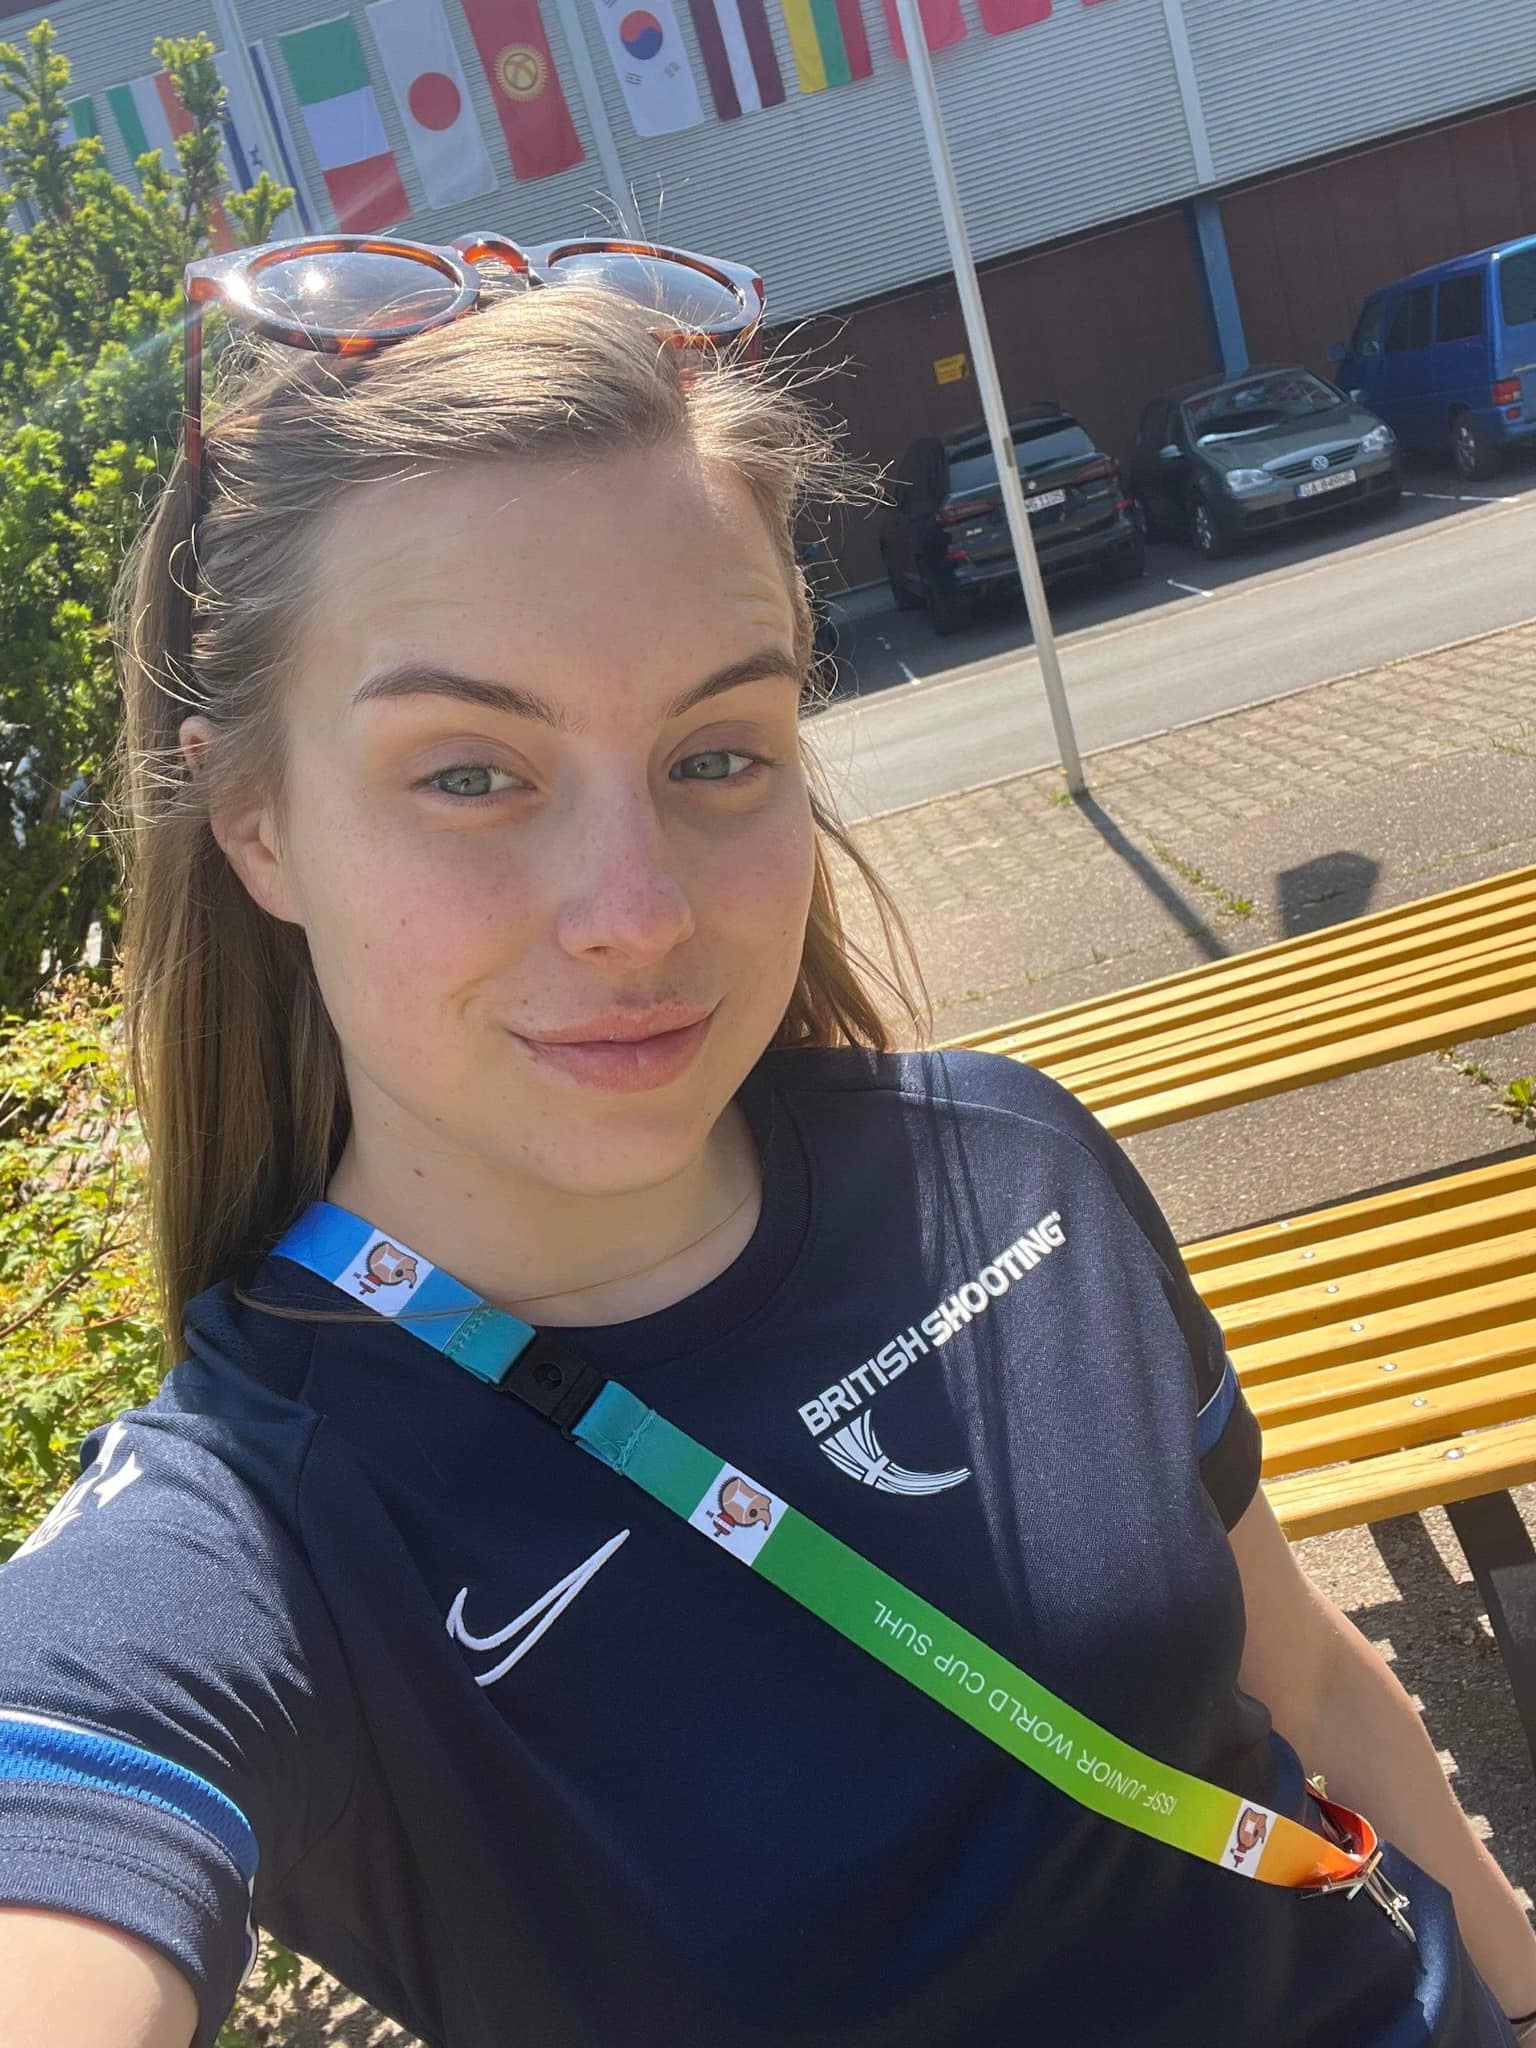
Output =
[
  {"x1": 1024, "y1": 488, "x2": 1066, "y2": 513},
  {"x1": 1295, "y1": 468, "x2": 1357, "y2": 499}
]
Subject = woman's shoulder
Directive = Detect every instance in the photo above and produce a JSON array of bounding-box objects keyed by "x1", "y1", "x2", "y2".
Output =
[{"x1": 758, "y1": 1042, "x2": 1101, "y2": 1143}]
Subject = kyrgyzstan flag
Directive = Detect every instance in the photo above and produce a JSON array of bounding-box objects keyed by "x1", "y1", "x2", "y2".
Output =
[
  {"x1": 366, "y1": 0, "x2": 496, "y2": 207},
  {"x1": 882, "y1": 0, "x2": 966, "y2": 58},
  {"x1": 686, "y1": 0, "x2": 784, "y2": 119},
  {"x1": 278, "y1": 14, "x2": 411, "y2": 231},
  {"x1": 458, "y1": 0, "x2": 585, "y2": 182}
]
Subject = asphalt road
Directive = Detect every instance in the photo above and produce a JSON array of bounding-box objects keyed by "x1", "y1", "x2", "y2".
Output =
[{"x1": 808, "y1": 457, "x2": 1536, "y2": 822}]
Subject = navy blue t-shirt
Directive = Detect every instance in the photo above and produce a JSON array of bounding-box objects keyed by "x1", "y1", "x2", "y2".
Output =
[{"x1": 0, "y1": 1051, "x2": 1510, "y2": 2046}]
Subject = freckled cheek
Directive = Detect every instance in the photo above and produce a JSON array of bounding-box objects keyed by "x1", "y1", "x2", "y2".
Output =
[
  {"x1": 294, "y1": 818, "x2": 540, "y2": 1008},
  {"x1": 692, "y1": 809, "x2": 816, "y2": 962}
]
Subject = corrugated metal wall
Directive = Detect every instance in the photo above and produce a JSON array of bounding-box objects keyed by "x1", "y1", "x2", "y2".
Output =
[
  {"x1": 1183, "y1": 0, "x2": 1536, "y2": 191},
  {"x1": 13, "y1": 0, "x2": 1536, "y2": 321},
  {"x1": 11, "y1": 0, "x2": 1198, "y2": 320}
]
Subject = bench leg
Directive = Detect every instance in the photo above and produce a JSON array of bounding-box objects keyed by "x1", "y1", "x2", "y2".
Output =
[{"x1": 1444, "y1": 1490, "x2": 1536, "y2": 1775}]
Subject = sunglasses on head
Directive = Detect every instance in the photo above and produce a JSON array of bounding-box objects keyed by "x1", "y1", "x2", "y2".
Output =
[{"x1": 181, "y1": 231, "x2": 767, "y2": 506}]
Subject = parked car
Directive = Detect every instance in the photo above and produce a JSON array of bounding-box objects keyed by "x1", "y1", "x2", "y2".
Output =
[
  {"x1": 1129, "y1": 366, "x2": 1401, "y2": 560},
  {"x1": 880, "y1": 407, "x2": 1144, "y2": 635},
  {"x1": 1332, "y1": 236, "x2": 1536, "y2": 480}
]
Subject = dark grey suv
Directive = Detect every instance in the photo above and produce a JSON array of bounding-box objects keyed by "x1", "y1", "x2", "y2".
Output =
[{"x1": 1129, "y1": 366, "x2": 1402, "y2": 559}]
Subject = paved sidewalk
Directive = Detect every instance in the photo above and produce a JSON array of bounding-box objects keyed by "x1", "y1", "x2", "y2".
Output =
[{"x1": 841, "y1": 617, "x2": 1536, "y2": 1910}]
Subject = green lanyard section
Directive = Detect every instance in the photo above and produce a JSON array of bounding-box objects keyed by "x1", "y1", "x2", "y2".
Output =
[{"x1": 571, "y1": 1380, "x2": 1373, "y2": 1897}]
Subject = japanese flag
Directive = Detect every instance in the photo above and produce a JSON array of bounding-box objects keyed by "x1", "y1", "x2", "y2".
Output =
[{"x1": 366, "y1": 0, "x2": 497, "y2": 207}]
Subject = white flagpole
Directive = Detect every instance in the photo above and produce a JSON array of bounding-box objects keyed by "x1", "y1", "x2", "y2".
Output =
[
  {"x1": 549, "y1": 0, "x2": 636, "y2": 235},
  {"x1": 888, "y1": 0, "x2": 1085, "y2": 795},
  {"x1": 209, "y1": 0, "x2": 288, "y2": 203}
]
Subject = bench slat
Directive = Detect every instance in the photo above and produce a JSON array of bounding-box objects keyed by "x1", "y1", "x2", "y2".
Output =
[
  {"x1": 1182, "y1": 1154, "x2": 1536, "y2": 1275},
  {"x1": 1049, "y1": 932, "x2": 1535, "y2": 1093},
  {"x1": 1243, "y1": 1314, "x2": 1536, "y2": 1432},
  {"x1": 1074, "y1": 965, "x2": 1536, "y2": 1120},
  {"x1": 1214, "y1": 1226, "x2": 1536, "y2": 1350},
  {"x1": 1265, "y1": 1414, "x2": 1536, "y2": 1541},
  {"x1": 1092, "y1": 978, "x2": 1536, "y2": 1132},
  {"x1": 954, "y1": 864, "x2": 1536, "y2": 1057},
  {"x1": 1260, "y1": 1359, "x2": 1536, "y2": 1475},
  {"x1": 1194, "y1": 1178, "x2": 1536, "y2": 1311}
]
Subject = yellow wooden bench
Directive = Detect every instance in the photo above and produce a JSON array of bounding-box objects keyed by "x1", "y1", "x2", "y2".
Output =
[
  {"x1": 950, "y1": 862, "x2": 1536, "y2": 1136},
  {"x1": 1187, "y1": 1150, "x2": 1536, "y2": 1762},
  {"x1": 949, "y1": 862, "x2": 1536, "y2": 1761}
]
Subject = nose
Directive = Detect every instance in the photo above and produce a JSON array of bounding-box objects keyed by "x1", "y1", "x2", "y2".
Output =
[{"x1": 553, "y1": 786, "x2": 696, "y2": 967}]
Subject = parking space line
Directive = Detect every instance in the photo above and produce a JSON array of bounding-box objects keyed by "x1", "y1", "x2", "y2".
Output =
[
  {"x1": 1403, "y1": 490, "x2": 1514, "y2": 503},
  {"x1": 876, "y1": 633, "x2": 922, "y2": 683},
  {"x1": 1166, "y1": 578, "x2": 1213, "y2": 597}
]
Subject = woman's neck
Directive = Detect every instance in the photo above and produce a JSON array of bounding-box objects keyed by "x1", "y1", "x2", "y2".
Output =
[{"x1": 324, "y1": 1098, "x2": 762, "y2": 1329}]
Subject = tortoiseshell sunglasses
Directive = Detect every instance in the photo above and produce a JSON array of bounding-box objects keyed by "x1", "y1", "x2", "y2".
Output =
[{"x1": 181, "y1": 231, "x2": 767, "y2": 505}]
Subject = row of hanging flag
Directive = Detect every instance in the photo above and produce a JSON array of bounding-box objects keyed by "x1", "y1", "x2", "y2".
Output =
[{"x1": 62, "y1": 0, "x2": 1115, "y2": 237}]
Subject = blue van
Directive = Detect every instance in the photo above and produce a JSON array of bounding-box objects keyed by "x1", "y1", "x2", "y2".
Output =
[{"x1": 1334, "y1": 236, "x2": 1536, "y2": 480}]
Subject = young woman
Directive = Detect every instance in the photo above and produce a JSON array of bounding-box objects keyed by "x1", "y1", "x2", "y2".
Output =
[{"x1": 0, "y1": 237, "x2": 1533, "y2": 2048}]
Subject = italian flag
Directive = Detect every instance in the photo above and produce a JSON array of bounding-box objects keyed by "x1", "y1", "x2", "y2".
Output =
[
  {"x1": 64, "y1": 95, "x2": 98, "y2": 143},
  {"x1": 278, "y1": 14, "x2": 409, "y2": 232},
  {"x1": 105, "y1": 72, "x2": 237, "y2": 251}
]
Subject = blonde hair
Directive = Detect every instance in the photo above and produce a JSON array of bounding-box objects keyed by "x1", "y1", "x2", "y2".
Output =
[{"x1": 114, "y1": 281, "x2": 924, "y2": 1352}]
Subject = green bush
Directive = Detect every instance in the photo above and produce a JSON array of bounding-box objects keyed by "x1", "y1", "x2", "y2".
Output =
[{"x1": 0, "y1": 20, "x2": 291, "y2": 1015}]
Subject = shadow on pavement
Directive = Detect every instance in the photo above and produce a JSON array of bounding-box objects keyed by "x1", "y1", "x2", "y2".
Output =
[
  {"x1": 1072, "y1": 793, "x2": 1230, "y2": 963},
  {"x1": 1277, "y1": 853, "x2": 1382, "y2": 938},
  {"x1": 1352, "y1": 1511, "x2": 1536, "y2": 1898}
]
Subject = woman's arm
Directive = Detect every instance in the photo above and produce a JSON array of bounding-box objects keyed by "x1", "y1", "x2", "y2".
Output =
[
  {"x1": 1230, "y1": 1489, "x2": 1536, "y2": 2025},
  {"x1": 0, "y1": 1909, "x2": 197, "y2": 2048}
]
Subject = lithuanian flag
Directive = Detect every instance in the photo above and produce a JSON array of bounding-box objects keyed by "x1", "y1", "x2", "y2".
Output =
[{"x1": 779, "y1": 0, "x2": 873, "y2": 90}]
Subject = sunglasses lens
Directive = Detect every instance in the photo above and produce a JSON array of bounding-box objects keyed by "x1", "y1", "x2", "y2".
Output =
[
  {"x1": 546, "y1": 249, "x2": 746, "y2": 332},
  {"x1": 247, "y1": 248, "x2": 462, "y2": 338}
]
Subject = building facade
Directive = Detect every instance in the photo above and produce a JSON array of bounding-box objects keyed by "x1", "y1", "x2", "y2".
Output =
[{"x1": 9, "y1": 0, "x2": 1535, "y2": 582}]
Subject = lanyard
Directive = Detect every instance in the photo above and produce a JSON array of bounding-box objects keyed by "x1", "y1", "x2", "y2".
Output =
[{"x1": 272, "y1": 1198, "x2": 1412, "y2": 1937}]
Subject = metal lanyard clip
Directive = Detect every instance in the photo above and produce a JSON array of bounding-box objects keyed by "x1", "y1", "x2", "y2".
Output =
[{"x1": 1300, "y1": 1847, "x2": 1416, "y2": 1943}]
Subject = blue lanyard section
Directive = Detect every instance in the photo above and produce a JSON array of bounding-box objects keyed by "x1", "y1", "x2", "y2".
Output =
[{"x1": 273, "y1": 1201, "x2": 540, "y2": 1386}]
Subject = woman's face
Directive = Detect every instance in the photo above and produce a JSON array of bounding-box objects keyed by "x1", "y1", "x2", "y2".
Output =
[{"x1": 213, "y1": 444, "x2": 816, "y2": 1198}]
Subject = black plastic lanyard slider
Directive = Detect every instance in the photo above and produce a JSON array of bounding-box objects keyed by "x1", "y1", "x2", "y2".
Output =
[{"x1": 501, "y1": 1334, "x2": 608, "y2": 1437}]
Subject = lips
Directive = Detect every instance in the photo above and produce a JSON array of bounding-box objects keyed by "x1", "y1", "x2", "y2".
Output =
[{"x1": 509, "y1": 1006, "x2": 716, "y2": 1094}]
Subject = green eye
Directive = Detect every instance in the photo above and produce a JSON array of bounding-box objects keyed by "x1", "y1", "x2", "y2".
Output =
[
  {"x1": 431, "y1": 764, "x2": 514, "y2": 799},
  {"x1": 673, "y1": 749, "x2": 755, "y2": 783}
]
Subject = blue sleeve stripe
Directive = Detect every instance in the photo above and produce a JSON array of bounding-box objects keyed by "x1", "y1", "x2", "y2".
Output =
[
  {"x1": 1195, "y1": 1357, "x2": 1238, "y2": 1458},
  {"x1": 0, "y1": 1710, "x2": 258, "y2": 1885}
]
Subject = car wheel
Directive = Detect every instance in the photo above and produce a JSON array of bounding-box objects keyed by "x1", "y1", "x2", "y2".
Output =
[
  {"x1": 927, "y1": 583, "x2": 971, "y2": 637},
  {"x1": 1101, "y1": 533, "x2": 1147, "y2": 583},
  {"x1": 1131, "y1": 491, "x2": 1160, "y2": 543},
  {"x1": 1451, "y1": 412, "x2": 1503, "y2": 482},
  {"x1": 1190, "y1": 490, "x2": 1235, "y2": 560}
]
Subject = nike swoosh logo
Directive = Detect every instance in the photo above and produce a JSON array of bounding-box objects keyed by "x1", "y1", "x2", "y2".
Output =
[{"x1": 446, "y1": 1529, "x2": 630, "y2": 1688}]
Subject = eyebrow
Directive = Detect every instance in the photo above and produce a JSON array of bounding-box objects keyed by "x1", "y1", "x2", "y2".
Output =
[{"x1": 350, "y1": 647, "x2": 803, "y2": 728}]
